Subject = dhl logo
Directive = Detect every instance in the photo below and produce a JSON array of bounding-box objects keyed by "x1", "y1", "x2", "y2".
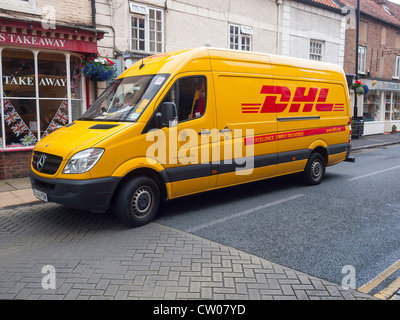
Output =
[{"x1": 241, "y1": 85, "x2": 345, "y2": 114}]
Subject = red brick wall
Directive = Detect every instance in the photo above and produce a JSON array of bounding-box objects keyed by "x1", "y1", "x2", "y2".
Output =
[
  {"x1": 344, "y1": 18, "x2": 398, "y2": 80},
  {"x1": 0, "y1": 150, "x2": 32, "y2": 179}
]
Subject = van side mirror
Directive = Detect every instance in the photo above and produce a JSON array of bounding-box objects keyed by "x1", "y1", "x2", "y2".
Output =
[{"x1": 158, "y1": 102, "x2": 178, "y2": 128}]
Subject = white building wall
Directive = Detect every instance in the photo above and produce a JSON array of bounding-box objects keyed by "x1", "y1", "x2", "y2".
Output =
[
  {"x1": 95, "y1": 0, "x2": 279, "y2": 57},
  {"x1": 281, "y1": 0, "x2": 345, "y2": 66}
]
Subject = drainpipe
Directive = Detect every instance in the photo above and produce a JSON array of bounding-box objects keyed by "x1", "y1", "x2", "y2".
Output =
[
  {"x1": 91, "y1": 0, "x2": 98, "y2": 100},
  {"x1": 276, "y1": 0, "x2": 283, "y2": 55},
  {"x1": 91, "y1": 0, "x2": 96, "y2": 29}
]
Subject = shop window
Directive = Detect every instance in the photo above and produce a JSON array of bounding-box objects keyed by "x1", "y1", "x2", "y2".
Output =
[
  {"x1": 385, "y1": 92, "x2": 392, "y2": 121},
  {"x1": 363, "y1": 91, "x2": 381, "y2": 122},
  {"x1": 161, "y1": 76, "x2": 207, "y2": 122},
  {"x1": 2, "y1": 49, "x2": 37, "y2": 148},
  {"x1": 1, "y1": 48, "x2": 82, "y2": 149},
  {"x1": 392, "y1": 92, "x2": 400, "y2": 120}
]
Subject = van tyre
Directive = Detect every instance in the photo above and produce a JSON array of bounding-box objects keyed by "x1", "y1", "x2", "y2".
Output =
[
  {"x1": 115, "y1": 176, "x2": 160, "y2": 227},
  {"x1": 302, "y1": 152, "x2": 325, "y2": 185}
]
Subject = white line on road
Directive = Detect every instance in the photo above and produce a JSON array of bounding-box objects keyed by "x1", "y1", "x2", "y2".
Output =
[
  {"x1": 348, "y1": 164, "x2": 400, "y2": 182},
  {"x1": 186, "y1": 193, "x2": 305, "y2": 233}
]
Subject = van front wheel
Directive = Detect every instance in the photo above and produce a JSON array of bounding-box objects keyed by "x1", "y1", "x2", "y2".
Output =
[
  {"x1": 115, "y1": 176, "x2": 160, "y2": 227},
  {"x1": 302, "y1": 152, "x2": 326, "y2": 185}
]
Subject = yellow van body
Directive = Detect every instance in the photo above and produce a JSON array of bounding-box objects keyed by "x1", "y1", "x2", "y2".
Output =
[{"x1": 30, "y1": 47, "x2": 352, "y2": 227}]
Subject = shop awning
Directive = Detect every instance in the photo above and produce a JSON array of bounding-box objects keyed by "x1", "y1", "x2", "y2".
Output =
[{"x1": 0, "y1": 17, "x2": 106, "y2": 54}]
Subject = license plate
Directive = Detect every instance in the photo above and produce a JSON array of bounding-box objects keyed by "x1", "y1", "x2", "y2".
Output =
[{"x1": 33, "y1": 188, "x2": 48, "y2": 202}]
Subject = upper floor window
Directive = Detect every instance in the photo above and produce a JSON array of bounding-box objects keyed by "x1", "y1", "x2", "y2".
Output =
[
  {"x1": 393, "y1": 55, "x2": 400, "y2": 79},
  {"x1": 229, "y1": 24, "x2": 252, "y2": 51},
  {"x1": 310, "y1": 40, "x2": 323, "y2": 61},
  {"x1": 358, "y1": 46, "x2": 367, "y2": 74},
  {"x1": 129, "y1": 2, "x2": 164, "y2": 54}
]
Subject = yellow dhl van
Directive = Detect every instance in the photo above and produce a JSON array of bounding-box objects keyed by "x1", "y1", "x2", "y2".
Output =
[{"x1": 30, "y1": 47, "x2": 352, "y2": 227}]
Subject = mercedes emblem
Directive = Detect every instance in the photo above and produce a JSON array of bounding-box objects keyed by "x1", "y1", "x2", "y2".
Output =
[{"x1": 37, "y1": 154, "x2": 47, "y2": 171}]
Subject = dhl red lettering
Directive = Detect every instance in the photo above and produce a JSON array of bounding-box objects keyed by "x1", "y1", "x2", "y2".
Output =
[
  {"x1": 317, "y1": 88, "x2": 329, "y2": 102},
  {"x1": 241, "y1": 86, "x2": 343, "y2": 114},
  {"x1": 293, "y1": 87, "x2": 318, "y2": 102},
  {"x1": 259, "y1": 85, "x2": 291, "y2": 113}
]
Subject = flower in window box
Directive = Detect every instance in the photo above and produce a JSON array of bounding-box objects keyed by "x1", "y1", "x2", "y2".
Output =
[
  {"x1": 350, "y1": 80, "x2": 368, "y2": 95},
  {"x1": 82, "y1": 56, "x2": 116, "y2": 82}
]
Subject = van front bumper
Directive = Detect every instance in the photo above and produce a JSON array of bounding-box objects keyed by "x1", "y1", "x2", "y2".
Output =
[{"x1": 30, "y1": 171, "x2": 121, "y2": 212}]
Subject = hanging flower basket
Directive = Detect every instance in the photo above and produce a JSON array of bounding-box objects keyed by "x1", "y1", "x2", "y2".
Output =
[
  {"x1": 351, "y1": 80, "x2": 368, "y2": 95},
  {"x1": 82, "y1": 57, "x2": 116, "y2": 82}
]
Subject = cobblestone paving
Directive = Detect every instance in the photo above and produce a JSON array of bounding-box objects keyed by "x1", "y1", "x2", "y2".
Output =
[{"x1": 0, "y1": 203, "x2": 374, "y2": 300}]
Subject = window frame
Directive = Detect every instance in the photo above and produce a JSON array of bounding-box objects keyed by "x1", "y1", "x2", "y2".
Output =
[
  {"x1": 393, "y1": 55, "x2": 400, "y2": 79},
  {"x1": 0, "y1": 47, "x2": 84, "y2": 150},
  {"x1": 229, "y1": 23, "x2": 252, "y2": 52},
  {"x1": 358, "y1": 46, "x2": 367, "y2": 75},
  {"x1": 158, "y1": 75, "x2": 208, "y2": 125},
  {"x1": 309, "y1": 40, "x2": 324, "y2": 61},
  {"x1": 129, "y1": 2, "x2": 164, "y2": 54}
]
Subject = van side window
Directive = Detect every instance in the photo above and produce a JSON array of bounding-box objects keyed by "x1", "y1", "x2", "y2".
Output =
[{"x1": 163, "y1": 76, "x2": 207, "y2": 122}]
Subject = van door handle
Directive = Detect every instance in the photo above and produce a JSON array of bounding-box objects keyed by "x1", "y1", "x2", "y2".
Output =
[
  {"x1": 220, "y1": 128, "x2": 231, "y2": 133},
  {"x1": 198, "y1": 129, "x2": 212, "y2": 135}
]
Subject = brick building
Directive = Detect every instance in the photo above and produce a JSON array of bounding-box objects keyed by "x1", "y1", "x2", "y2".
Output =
[
  {"x1": 0, "y1": 0, "x2": 105, "y2": 179},
  {"x1": 340, "y1": 0, "x2": 400, "y2": 135}
]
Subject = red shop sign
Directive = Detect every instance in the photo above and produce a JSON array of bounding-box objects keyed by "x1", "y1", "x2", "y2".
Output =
[
  {"x1": 0, "y1": 19, "x2": 104, "y2": 54},
  {"x1": 0, "y1": 29, "x2": 98, "y2": 53}
]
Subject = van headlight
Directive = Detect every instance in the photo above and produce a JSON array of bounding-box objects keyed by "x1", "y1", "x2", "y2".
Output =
[{"x1": 63, "y1": 148, "x2": 104, "y2": 174}]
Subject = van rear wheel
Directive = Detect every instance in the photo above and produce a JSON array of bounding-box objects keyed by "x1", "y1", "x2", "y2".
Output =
[
  {"x1": 302, "y1": 152, "x2": 326, "y2": 185},
  {"x1": 115, "y1": 176, "x2": 160, "y2": 227}
]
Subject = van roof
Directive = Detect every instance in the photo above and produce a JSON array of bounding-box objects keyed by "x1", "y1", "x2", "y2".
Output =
[{"x1": 120, "y1": 47, "x2": 345, "y2": 81}]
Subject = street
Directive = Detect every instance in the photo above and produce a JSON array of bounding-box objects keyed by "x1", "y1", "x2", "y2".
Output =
[
  {"x1": 158, "y1": 144, "x2": 400, "y2": 296},
  {"x1": 0, "y1": 144, "x2": 399, "y2": 300}
]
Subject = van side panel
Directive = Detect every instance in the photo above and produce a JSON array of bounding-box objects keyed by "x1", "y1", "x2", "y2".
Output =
[
  {"x1": 208, "y1": 51, "x2": 279, "y2": 187},
  {"x1": 272, "y1": 76, "x2": 350, "y2": 173}
]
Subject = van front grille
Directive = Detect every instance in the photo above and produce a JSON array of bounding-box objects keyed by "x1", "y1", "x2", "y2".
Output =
[{"x1": 32, "y1": 151, "x2": 63, "y2": 175}]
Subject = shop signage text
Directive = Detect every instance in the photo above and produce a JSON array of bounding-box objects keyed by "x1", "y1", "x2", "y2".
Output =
[
  {"x1": 0, "y1": 29, "x2": 98, "y2": 53},
  {"x1": 0, "y1": 33, "x2": 66, "y2": 48},
  {"x1": 3, "y1": 76, "x2": 67, "y2": 87}
]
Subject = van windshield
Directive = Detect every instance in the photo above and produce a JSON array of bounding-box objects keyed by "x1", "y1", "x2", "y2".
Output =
[{"x1": 80, "y1": 74, "x2": 168, "y2": 122}]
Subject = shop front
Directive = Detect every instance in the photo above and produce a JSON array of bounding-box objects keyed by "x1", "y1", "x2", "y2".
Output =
[
  {"x1": 360, "y1": 79, "x2": 400, "y2": 136},
  {"x1": 0, "y1": 18, "x2": 104, "y2": 179}
]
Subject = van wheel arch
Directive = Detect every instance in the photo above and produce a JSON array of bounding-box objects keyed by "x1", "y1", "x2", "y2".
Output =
[{"x1": 111, "y1": 168, "x2": 168, "y2": 206}]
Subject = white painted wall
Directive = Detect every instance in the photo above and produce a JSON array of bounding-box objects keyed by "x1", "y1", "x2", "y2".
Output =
[{"x1": 281, "y1": 0, "x2": 345, "y2": 66}]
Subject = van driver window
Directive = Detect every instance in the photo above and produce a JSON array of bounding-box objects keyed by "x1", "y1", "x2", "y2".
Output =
[{"x1": 162, "y1": 76, "x2": 207, "y2": 122}]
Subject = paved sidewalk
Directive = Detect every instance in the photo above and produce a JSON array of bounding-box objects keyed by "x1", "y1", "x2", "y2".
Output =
[
  {"x1": 0, "y1": 177, "x2": 38, "y2": 208},
  {"x1": 1, "y1": 133, "x2": 399, "y2": 300},
  {"x1": 0, "y1": 203, "x2": 374, "y2": 300}
]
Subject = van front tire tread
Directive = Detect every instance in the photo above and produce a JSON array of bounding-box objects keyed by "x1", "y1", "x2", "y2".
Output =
[{"x1": 114, "y1": 176, "x2": 160, "y2": 227}]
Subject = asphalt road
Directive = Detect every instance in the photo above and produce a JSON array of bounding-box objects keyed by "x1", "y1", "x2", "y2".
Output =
[{"x1": 156, "y1": 145, "x2": 400, "y2": 293}]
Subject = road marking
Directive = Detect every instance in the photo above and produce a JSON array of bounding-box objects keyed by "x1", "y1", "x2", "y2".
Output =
[
  {"x1": 358, "y1": 259, "x2": 400, "y2": 297},
  {"x1": 348, "y1": 164, "x2": 400, "y2": 181},
  {"x1": 374, "y1": 276, "x2": 400, "y2": 300},
  {"x1": 186, "y1": 193, "x2": 305, "y2": 233}
]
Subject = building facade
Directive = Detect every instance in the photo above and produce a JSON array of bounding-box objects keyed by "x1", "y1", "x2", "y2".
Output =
[
  {"x1": 341, "y1": 0, "x2": 400, "y2": 135},
  {"x1": 94, "y1": 0, "x2": 282, "y2": 94},
  {"x1": 0, "y1": 0, "x2": 105, "y2": 178},
  {"x1": 281, "y1": 0, "x2": 346, "y2": 66}
]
